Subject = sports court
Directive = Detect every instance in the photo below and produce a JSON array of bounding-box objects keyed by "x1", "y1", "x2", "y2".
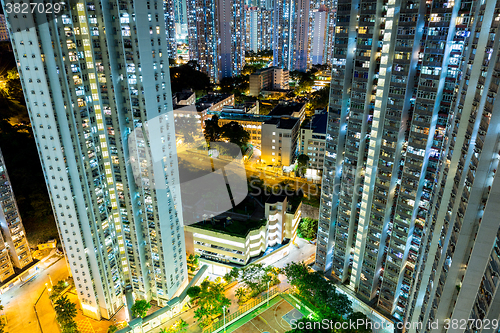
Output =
[{"x1": 231, "y1": 296, "x2": 305, "y2": 333}]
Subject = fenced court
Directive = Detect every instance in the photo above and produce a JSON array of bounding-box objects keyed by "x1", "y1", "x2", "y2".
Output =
[
  {"x1": 204, "y1": 287, "x2": 310, "y2": 333},
  {"x1": 231, "y1": 297, "x2": 304, "y2": 333}
]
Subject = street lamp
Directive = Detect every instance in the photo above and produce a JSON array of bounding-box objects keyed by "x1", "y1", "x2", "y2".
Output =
[
  {"x1": 222, "y1": 305, "x2": 227, "y2": 333},
  {"x1": 47, "y1": 273, "x2": 53, "y2": 287},
  {"x1": 267, "y1": 281, "x2": 270, "y2": 306}
]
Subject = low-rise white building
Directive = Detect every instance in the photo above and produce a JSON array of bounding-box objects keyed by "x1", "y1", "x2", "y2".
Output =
[{"x1": 184, "y1": 195, "x2": 301, "y2": 276}]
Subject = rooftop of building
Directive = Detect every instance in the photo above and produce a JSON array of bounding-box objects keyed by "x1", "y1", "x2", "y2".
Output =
[
  {"x1": 266, "y1": 194, "x2": 287, "y2": 205},
  {"x1": 268, "y1": 102, "x2": 305, "y2": 117},
  {"x1": 208, "y1": 110, "x2": 270, "y2": 122},
  {"x1": 196, "y1": 93, "x2": 233, "y2": 106},
  {"x1": 190, "y1": 217, "x2": 267, "y2": 238},
  {"x1": 301, "y1": 111, "x2": 328, "y2": 134},
  {"x1": 174, "y1": 90, "x2": 195, "y2": 101},
  {"x1": 264, "y1": 117, "x2": 299, "y2": 130},
  {"x1": 265, "y1": 193, "x2": 302, "y2": 214},
  {"x1": 221, "y1": 103, "x2": 256, "y2": 113},
  {"x1": 252, "y1": 66, "x2": 285, "y2": 76}
]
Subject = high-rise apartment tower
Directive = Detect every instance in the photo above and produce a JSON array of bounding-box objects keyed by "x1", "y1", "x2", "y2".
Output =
[
  {"x1": 404, "y1": 0, "x2": 500, "y2": 330},
  {"x1": 315, "y1": 0, "x2": 493, "y2": 321},
  {"x1": 273, "y1": 0, "x2": 311, "y2": 71},
  {"x1": 2, "y1": 0, "x2": 187, "y2": 320},
  {"x1": 188, "y1": 0, "x2": 244, "y2": 81},
  {"x1": 0, "y1": 148, "x2": 32, "y2": 281}
]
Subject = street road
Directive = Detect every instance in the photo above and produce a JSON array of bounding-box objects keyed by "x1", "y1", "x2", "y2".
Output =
[
  {"x1": 176, "y1": 148, "x2": 320, "y2": 197},
  {"x1": 2, "y1": 254, "x2": 69, "y2": 333}
]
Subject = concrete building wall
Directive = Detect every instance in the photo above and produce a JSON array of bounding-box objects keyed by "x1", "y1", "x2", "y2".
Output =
[
  {"x1": 310, "y1": 10, "x2": 327, "y2": 65},
  {"x1": 0, "y1": 15, "x2": 8, "y2": 42},
  {"x1": 0, "y1": 148, "x2": 32, "y2": 271},
  {"x1": 2, "y1": 0, "x2": 187, "y2": 319},
  {"x1": 261, "y1": 119, "x2": 299, "y2": 167},
  {"x1": 299, "y1": 128, "x2": 326, "y2": 171},
  {"x1": 316, "y1": 0, "x2": 476, "y2": 320}
]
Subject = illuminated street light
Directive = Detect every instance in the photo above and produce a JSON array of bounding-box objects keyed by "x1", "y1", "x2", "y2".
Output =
[{"x1": 222, "y1": 305, "x2": 227, "y2": 333}]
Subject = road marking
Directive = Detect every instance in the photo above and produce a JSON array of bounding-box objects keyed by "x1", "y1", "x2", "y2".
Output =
[
  {"x1": 273, "y1": 300, "x2": 288, "y2": 331},
  {"x1": 250, "y1": 318, "x2": 263, "y2": 332}
]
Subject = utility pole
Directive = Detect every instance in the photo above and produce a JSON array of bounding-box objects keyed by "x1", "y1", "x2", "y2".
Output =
[{"x1": 34, "y1": 286, "x2": 47, "y2": 333}]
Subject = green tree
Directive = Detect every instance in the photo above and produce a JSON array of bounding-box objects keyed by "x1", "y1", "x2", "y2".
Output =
[
  {"x1": 176, "y1": 319, "x2": 188, "y2": 332},
  {"x1": 193, "y1": 280, "x2": 231, "y2": 327},
  {"x1": 310, "y1": 84, "x2": 330, "y2": 110},
  {"x1": 281, "y1": 262, "x2": 311, "y2": 294},
  {"x1": 107, "y1": 325, "x2": 118, "y2": 333},
  {"x1": 345, "y1": 312, "x2": 371, "y2": 333},
  {"x1": 187, "y1": 286, "x2": 201, "y2": 298},
  {"x1": 220, "y1": 121, "x2": 250, "y2": 150},
  {"x1": 239, "y1": 264, "x2": 280, "y2": 297},
  {"x1": 131, "y1": 299, "x2": 151, "y2": 318},
  {"x1": 282, "y1": 262, "x2": 352, "y2": 320},
  {"x1": 5, "y1": 78, "x2": 24, "y2": 105},
  {"x1": 298, "y1": 218, "x2": 318, "y2": 240},
  {"x1": 235, "y1": 287, "x2": 248, "y2": 303},
  {"x1": 169, "y1": 64, "x2": 212, "y2": 95},
  {"x1": 297, "y1": 154, "x2": 310, "y2": 176},
  {"x1": 61, "y1": 320, "x2": 79, "y2": 333},
  {"x1": 187, "y1": 254, "x2": 200, "y2": 272},
  {"x1": 0, "y1": 300, "x2": 5, "y2": 333},
  {"x1": 50, "y1": 280, "x2": 69, "y2": 300},
  {"x1": 204, "y1": 115, "x2": 222, "y2": 143},
  {"x1": 54, "y1": 295, "x2": 78, "y2": 333},
  {"x1": 161, "y1": 319, "x2": 188, "y2": 333}
]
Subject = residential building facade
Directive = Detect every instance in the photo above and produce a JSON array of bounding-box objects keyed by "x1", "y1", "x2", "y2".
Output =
[
  {"x1": 0, "y1": 14, "x2": 8, "y2": 42},
  {"x1": 245, "y1": 6, "x2": 273, "y2": 54},
  {"x1": 309, "y1": 5, "x2": 328, "y2": 66},
  {"x1": 2, "y1": 0, "x2": 187, "y2": 320},
  {"x1": 187, "y1": 0, "x2": 218, "y2": 79},
  {"x1": 261, "y1": 117, "x2": 300, "y2": 166},
  {"x1": 188, "y1": 0, "x2": 245, "y2": 81},
  {"x1": 405, "y1": 0, "x2": 500, "y2": 330},
  {"x1": 249, "y1": 66, "x2": 290, "y2": 96},
  {"x1": 164, "y1": 0, "x2": 178, "y2": 58},
  {"x1": 173, "y1": 0, "x2": 189, "y2": 41},
  {"x1": 299, "y1": 111, "x2": 327, "y2": 175},
  {"x1": 315, "y1": 0, "x2": 488, "y2": 321},
  {"x1": 0, "y1": 148, "x2": 32, "y2": 274},
  {"x1": 273, "y1": 0, "x2": 311, "y2": 71}
]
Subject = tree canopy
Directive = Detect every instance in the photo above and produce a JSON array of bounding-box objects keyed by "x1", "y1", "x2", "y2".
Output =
[
  {"x1": 193, "y1": 280, "x2": 231, "y2": 328},
  {"x1": 203, "y1": 116, "x2": 250, "y2": 153},
  {"x1": 54, "y1": 295, "x2": 78, "y2": 333},
  {"x1": 131, "y1": 299, "x2": 151, "y2": 318},
  {"x1": 297, "y1": 154, "x2": 310, "y2": 176},
  {"x1": 282, "y1": 262, "x2": 373, "y2": 333},
  {"x1": 187, "y1": 286, "x2": 201, "y2": 298},
  {"x1": 309, "y1": 84, "x2": 330, "y2": 110},
  {"x1": 169, "y1": 64, "x2": 212, "y2": 95},
  {"x1": 282, "y1": 262, "x2": 352, "y2": 318},
  {"x1": 229, "y1": 264, "x2": 280, "y2": 297},
  {"x1": 298, "y1": 217, "x2": 318, "y2": 240}
]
